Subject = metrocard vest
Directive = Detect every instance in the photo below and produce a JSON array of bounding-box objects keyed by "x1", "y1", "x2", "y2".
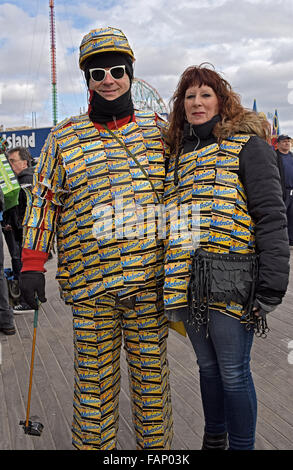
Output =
[
  {"x1": 24, "y1": 111, "x2": 167, "y2": 307},
  {"x1": 163, "y1": 134, "x2": 256, "y2": 320}
]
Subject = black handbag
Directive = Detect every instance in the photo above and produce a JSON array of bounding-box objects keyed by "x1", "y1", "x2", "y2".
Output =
[{"x1": 187, "y1": 247, "x2": 268, "y2": 336}]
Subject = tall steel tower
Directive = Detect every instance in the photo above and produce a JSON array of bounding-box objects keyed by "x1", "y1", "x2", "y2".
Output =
[{"x1": 49, "y1": 0, "x2": 58, "y2": 126}]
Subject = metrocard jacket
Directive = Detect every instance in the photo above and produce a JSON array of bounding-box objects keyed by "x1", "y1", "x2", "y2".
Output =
[{"x1": 22, "y1": 111, "x2": 167, "y2": 307}]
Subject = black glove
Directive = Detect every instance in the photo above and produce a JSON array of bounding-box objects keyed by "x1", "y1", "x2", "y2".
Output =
[{"x1": 19, "y1": 271, "x2": 47, "y2": 309}]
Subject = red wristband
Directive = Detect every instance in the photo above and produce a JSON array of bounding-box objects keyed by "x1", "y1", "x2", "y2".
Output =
[{"x1": 21, "y1": 248, "x2": 49, "y2": 272}]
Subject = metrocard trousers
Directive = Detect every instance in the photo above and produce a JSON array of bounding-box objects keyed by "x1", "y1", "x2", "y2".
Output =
[{"x1": 71, "y1": 293, "x2": 173, "y2": 450}]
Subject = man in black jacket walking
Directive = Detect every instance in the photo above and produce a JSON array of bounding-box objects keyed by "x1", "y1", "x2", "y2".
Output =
[
  {"x1": 276, "y1": 135, "x2": 293, "y2": 246},
  {"x1": 0, "y1": 187, "x2": 16, "y2": 335},
  {"x1": 2, "y1": 147, "x2": 34, "y2": 312}
]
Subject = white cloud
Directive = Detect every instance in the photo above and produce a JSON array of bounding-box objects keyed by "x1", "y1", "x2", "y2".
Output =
[{"x1": 0, "y1": 0, "x2": 292, "y2": 135}]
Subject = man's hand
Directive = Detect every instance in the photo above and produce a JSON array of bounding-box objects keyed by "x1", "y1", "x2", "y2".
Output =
[
  {"x1": 2, "y1": 224, "x2": 12, "y2": 231},
  {"x1": 19, "y1": 271, "x2": 47, "y2": 310}
]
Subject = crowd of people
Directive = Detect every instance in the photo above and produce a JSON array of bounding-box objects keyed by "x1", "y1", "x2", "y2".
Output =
[{"x1": 0, "y1": 26, "x2": 292, "y2": 451}]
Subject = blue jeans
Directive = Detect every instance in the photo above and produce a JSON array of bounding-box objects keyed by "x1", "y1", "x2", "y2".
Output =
[{"x1": 183, "y1": 309, "x2": 257, "y2": 450}]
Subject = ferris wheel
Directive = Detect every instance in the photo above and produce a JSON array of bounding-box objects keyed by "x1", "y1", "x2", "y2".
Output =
[{"x1": 131, "y1": 78, "x2": 168, "y2": 117}]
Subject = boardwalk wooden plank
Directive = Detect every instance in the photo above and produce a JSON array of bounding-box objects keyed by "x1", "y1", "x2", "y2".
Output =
[
  {"x1": 1, "y1": 333, "x2": 34, "y2": 450},
  {"x1": 7, "y1": 315, "x2": 54, "y2": 450},
  {"x1": 35, "y1": 301, "x2": 74, "y2": 392},
  {"x1": 8, "y1": 316, "x2": 58, "y2": 450},
  {"x1": 257, "y1": 402, "x2": 293, "y2": 449},
  {"x1": 256, "y1": 415, "x2": 292, "y2": 450},
  {"x1": 0, "y1": 337, "x2": 13, "y2": 450},
  {"x1": 20, "y1": 315, "x2": 73, "y2": 449},
  {"x1": 11, "y1": 311, "x2": 68, "y2": 450},
  {"x1": 254, "y1": 426, "x2": 277, "y2": 450}
]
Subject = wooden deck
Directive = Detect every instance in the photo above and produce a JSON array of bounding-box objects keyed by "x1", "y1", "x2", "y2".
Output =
[{"x1": 1, "y1": 245, "x2": 293, "y2": 451}]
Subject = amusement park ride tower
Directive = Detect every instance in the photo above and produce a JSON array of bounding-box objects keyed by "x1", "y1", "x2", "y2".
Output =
[
  {"x1": 131, "y1": 78, "x2": 168, "y2": 118},
  {"x1": 49, "y1": 0, "x2": 57, "y2": 126}
]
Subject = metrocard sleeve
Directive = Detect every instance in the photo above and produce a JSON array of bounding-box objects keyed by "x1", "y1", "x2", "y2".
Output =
[{"x1": 22, "y1": 131, "x2": 67, "y2": 255}]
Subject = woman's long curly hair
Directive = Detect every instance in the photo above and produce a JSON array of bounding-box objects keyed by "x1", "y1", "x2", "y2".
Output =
[{"x1": 166, "y1": 64, "x2": 271, "y2": 155}]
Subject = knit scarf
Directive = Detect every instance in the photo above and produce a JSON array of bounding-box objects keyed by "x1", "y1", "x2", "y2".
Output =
[{"x1": 88, "y1": 89, "x2": 134, "y2": 124}]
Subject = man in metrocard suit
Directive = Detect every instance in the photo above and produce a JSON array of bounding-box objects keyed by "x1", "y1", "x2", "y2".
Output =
[{"x1": 19, "y1": 26, "x2": 173, "y2": 450}]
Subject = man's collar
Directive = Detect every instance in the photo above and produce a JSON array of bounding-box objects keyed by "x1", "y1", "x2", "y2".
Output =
[{"x1": 91, "y1": 113, "x2": 135, "y2": 130}]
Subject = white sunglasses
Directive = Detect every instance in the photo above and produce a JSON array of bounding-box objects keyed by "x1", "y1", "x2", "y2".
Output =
[{"x1": 89, "y1": 65, "x2": 126, "y2": 82}]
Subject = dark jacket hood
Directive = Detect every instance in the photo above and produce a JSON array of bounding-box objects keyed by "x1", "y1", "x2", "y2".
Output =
[{"x1": 17, "y1": 166, "x2": 34, "y2": 185}]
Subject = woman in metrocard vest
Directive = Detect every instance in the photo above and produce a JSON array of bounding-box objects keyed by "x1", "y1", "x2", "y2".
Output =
[{"x1": 163, "y1": 64, "x2": 289, "y2": 450}]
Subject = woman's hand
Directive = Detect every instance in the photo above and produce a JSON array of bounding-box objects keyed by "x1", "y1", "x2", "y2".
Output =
[{"x1": 252, "y1": 307, "x2": 261, "y2": 317}]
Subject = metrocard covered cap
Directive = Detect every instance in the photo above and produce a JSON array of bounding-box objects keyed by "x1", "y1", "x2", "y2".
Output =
[{"x1": 79, "y1": 27, "x2": 135, "y2": 70}]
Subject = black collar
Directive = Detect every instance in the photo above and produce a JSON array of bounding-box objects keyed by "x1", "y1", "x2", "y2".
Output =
[
  {"x1": 181, "y1": 114, "x2": 220, "y2": 154},
  {"x1": 89, "y1": 89, "x2": 134, "y2": 124},
  {"x1": 183, "y1": 114, "x2": 221, "y2": 141}
]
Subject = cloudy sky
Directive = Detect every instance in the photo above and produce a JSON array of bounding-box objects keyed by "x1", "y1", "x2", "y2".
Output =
[{"x1": 0, "y1": 0, "x2": 292, "y2": 135}]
